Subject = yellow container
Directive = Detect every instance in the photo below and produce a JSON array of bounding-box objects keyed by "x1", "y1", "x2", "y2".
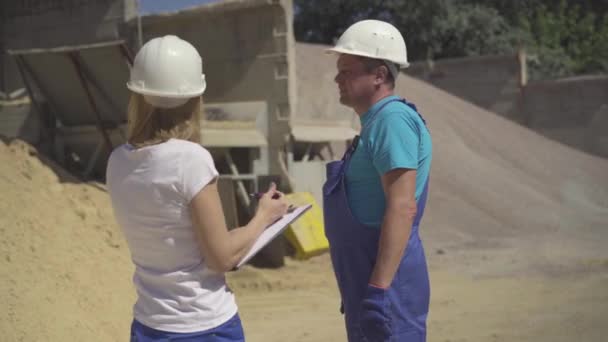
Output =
[{"x1": 284, "y1": 192, "x2": 329, "y2": 259}]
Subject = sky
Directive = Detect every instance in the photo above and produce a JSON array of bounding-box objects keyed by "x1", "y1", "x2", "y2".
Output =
[{"x1": 138, "y1": 0, "x2": 222, "y2": 14}]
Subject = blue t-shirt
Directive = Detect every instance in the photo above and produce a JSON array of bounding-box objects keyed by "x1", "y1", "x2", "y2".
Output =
[{"x1": 345, "y1": 95, "x2": 432, "y2": 227}]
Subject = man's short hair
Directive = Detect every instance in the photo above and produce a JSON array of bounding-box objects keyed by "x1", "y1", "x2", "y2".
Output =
[{"x1": 360, "y1": 57, "x2": 397, "y2": 89}]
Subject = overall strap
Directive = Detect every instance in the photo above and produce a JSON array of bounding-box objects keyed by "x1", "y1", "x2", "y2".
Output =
[{"x1": 400, "y1": 98, "x2": 427, "y2": 127}]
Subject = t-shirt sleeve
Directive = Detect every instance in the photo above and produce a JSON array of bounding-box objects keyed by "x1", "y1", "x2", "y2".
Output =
[
  {"x1": 181, "y1": 145, "x2": 219, "y2": 202},
  {"x1": 367, "y1": 111, "x2": 420, "y2": 175}
]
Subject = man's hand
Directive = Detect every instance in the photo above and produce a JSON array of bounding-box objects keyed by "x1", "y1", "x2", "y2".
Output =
[{"x1": 359, "y1": 284, "x2": 392, "y2": 341}]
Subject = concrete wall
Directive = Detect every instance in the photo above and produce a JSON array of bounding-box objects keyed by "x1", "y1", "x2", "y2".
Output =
[
  {"x1": 289, "y1": 160, "x2": 325, "y2": 206},
  {"x1": 522, "y1": 76, "x2": 608, "y2": 158},
  {"x1": 406, "y1": 53, "x2": 525, "y2": 123},
  {"x1": 0, "y1": 101, "x2": 40, "y2": 144},
  {"x1": 2, "y1": 0, "x2": 134, "y2": 50},
  {"x1": 1, "y1": 0, "x2": 136, "y2": 95},
  {"x1": 406, "y1": 53, "x2": 608, "y2": 158},
  {"x1": 0, "y1": 51, "x2": 23, "y2": 96},
  {"x1": 133, "y1": 0, "x2": 296, "y2": 176}
]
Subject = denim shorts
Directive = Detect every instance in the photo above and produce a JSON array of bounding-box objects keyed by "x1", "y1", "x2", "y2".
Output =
[{"x1": 130, "y1": 314, "x2": 245, "y2": 341}]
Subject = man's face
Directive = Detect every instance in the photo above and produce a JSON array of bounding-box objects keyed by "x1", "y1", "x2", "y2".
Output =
[{"x1": 334, "y1": 54, "x2": 377, "y2": 108}]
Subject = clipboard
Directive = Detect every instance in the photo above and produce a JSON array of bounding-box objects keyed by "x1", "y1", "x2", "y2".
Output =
[{"x1": 234, "y1": 204, "x2": 312, "y2": 269}]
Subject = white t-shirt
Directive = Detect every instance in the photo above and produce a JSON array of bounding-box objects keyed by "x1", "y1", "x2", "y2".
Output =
[{"x1": 106, "y1": 138, "x2": 237, "y2": 333}]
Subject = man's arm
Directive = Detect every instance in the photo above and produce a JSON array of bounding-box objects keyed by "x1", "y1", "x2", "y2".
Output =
[{"x1": 369, "y1": 168, "x2": 417, "y2": 288}]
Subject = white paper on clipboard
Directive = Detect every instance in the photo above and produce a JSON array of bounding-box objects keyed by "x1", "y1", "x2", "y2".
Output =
[{"x1": 235, "y1": 204, "x2": 312, "y2": 269}]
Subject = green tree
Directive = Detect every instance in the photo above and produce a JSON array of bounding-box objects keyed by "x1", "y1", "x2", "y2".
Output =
[
  {"x1": 518, "y1": 0, "x2": 608, "y2": 79},
  {"x1": 293, "y1": 0, "x2": 389, "y2": 44},
  {"x1": 425, "y1": 1, "x2": 515, "y2": 59},
  {"x1": 293, "y1": 0, "x2": 608, "y2": 79},
  {"x1": 294, "y1": 0, "x2": 513, "y2": 60},
  {"x1": 463, "y1": 0, "x2": 608, "y2": 78}
]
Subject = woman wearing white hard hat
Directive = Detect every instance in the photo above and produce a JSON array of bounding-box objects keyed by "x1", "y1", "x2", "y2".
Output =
[{"x1": 106, "y1": 35, "x2": 288, "y2": 341}]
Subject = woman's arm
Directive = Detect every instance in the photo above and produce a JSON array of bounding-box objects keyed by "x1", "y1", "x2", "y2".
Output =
[{"x1": 190, "y1": 181, "x2": 287, "y2": 272}]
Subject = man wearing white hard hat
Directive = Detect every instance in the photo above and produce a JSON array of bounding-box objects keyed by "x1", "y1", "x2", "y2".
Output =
[
  {"x1": 106, "y1": 35, "x2": 288, "y2": 341},
  {"x1": 323, "y1": 20, "x2": 433, "y2": 341}
]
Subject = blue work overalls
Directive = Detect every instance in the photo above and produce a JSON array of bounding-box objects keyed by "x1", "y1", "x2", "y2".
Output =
[{"x1": 323, "y1": 99, "x2": 430, "y2": 342}]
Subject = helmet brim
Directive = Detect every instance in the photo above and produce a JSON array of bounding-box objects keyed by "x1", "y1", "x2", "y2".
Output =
[
  {"x1": 324, "y1": 47, "x2": 410, "y2": 68},
  {"x1": 126, "y1": 82, "x2": 206, "y2": 98}
]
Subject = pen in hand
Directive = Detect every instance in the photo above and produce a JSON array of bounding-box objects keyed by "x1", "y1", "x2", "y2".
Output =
[{"x1": 250, "y1": 192, "x2": 295, "y2": 212}]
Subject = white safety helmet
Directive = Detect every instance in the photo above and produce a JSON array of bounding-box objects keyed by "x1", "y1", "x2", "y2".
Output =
[
  {"x1": 127, "y1": 35, "x2": 206, "y2": 108},
  {"x1": 326, "y1": 19, "x2": 409, "y2": 79}
]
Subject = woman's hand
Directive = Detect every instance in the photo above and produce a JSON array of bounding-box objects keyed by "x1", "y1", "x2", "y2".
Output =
[{"x1": 256, "y1": 182, "x2": 289, "y2": 225}]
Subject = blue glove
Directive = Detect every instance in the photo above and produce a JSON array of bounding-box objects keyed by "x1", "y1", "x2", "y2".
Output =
[{"x1": 359, "y1": 284, "x2": 392, "y2": 342}]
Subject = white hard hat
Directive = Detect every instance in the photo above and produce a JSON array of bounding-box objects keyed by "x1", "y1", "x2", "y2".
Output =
[
  {"x1": 127, "y1": 35, "x2": 206, "y2": 108},
  {"x1": 326, "y1": 19, "x2": 409, "y2": 73}
]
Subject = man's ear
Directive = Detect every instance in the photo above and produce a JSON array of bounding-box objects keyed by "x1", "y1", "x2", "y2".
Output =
[{"x1": 375, "y1": 65, "x2": 389, "y2": 85}]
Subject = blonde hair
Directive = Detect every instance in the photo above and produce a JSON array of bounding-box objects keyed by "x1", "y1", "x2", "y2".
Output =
[{"x1": 127, "y1": 93, "x2": 202, "y2": 148}]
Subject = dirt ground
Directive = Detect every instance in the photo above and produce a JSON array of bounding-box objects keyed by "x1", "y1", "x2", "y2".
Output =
[{"x1": 229, "y1": 253, "x2": 608, "y2": 342}]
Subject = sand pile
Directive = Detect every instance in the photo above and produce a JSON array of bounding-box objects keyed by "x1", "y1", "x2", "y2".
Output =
[
  {"x1": 400, "y1": 67, "x2": 608, "y2": 275},
  {"x1": 0, "y1": 137, "x2": 134, "y2": 341}
]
